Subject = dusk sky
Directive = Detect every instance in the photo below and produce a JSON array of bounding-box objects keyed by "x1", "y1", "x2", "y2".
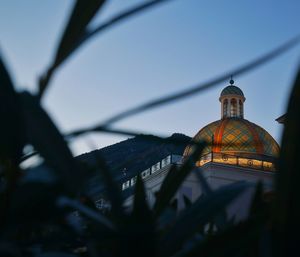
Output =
[{"x1": 1, "y1": 0, "x2": 300, "y2": 156}]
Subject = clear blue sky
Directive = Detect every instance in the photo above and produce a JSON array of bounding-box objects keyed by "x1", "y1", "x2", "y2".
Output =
[{"x1": 1, "y1": 0, "x2": 300, "y2": 156}]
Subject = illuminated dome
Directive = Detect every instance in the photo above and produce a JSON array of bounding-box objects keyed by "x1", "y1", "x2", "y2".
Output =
[
  {"x1": 183, "y1": 79, "x2": 279, "y2": 171},
  {"x1": 183, "y1": 118, "x2": 280, "y2": 159}
]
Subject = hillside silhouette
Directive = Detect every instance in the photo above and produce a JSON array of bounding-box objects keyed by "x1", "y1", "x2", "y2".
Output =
[{"x1": 78, "y1": 133, "x2": 191, "y2": 198}]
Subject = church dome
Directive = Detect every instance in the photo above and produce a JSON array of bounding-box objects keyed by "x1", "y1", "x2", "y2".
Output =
[
  {"x1": 183, "y1": 78, "x2": 279, "y2": 171},
  {"x1": 183, "y1": 118, "x2": 280, "y2": 160}
]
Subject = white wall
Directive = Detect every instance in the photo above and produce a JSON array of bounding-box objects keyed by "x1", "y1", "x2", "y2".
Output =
[{"x1": 123, "y1": 160, "x2": 274, "y2": 221}]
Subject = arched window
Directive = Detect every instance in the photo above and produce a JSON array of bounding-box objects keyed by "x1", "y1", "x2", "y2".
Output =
[
  {"x1": 230, "y1": 99, "x2": 237, "y2": 117},
  {"x1": 223, "y1": 99, "x2": 228, "y2": 118},
  {"x1": 239, "y1": 100, "x2": 243, "y2": 118}
]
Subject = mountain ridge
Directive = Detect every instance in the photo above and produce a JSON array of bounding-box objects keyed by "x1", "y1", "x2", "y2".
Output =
[{"x1": 77, "y1": 133, "x2": 191, "y2": 198}]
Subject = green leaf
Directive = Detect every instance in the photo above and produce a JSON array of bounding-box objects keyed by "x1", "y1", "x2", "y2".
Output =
[
  {"x1": 124, "y1": 175, "x2": 156, "y2": 257},
  {"x1": 37, "y1": 252, "x2": 78, "y2": 257},
  {"x1": 54, "y1": 0, "x2": 106, "y2": 67},
  {"x1": 80, "y1": 0, "x2": 173, "y2": 48},
  {"x1": 38, "y1": 0, "x2": 175, "y2": 100},
  {"x1": 8, "y1": 182, "x2": 61, "y2": 224},
  {"x1": 193, "y1": 168, "x2": 212, "y2": 194},
  {"x1": 170, "y1": 198, "x2": 178, "y2": 212},
  {"x1": 20, "y1": 92, "x2": 83, "y2": 195},
  {"x1": 183, "y1": 194, "x2": 192, "y2": 208},
  {"x1": 87, "y1": 150, "x2": 125, "y2": 222},
  {"x1": 38, "y1": 0, "x2": 106, "y2": 99},
  {"x1": 132, "y1": 175, "x2": 151, "y2": 218},
  {"x1": 249, "y1": 181, "x2": 265, "y2": 217},
  {"x1": 273, "y1": 67, "x2": 300, "y2": 256},
  {"x1": 159, "y1": 181, "x2": 249, "y2": 256},
  {"x1": 153, "y1": 142, "x2": 205, "y2": 217},
  {"x1": 157, "y1": 207, "x2": 177, "y2": 231},
  {"x1": 193, "y1": 168, "x2": 228, "y2": 231},
  {"x1": 57, "y1": 196, "x2": 115, "y2": 231},
  {"x1": 0, "y1": 56, "x2": 25, "y2": 162},
  {"x1": 186, "y1": 218, "x2": 266, "y2": 257}
]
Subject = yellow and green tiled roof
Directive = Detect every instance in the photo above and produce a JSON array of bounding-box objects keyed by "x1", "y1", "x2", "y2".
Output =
[{"x1": 183, "y1": 118, "x2": 279, "y2": 158}]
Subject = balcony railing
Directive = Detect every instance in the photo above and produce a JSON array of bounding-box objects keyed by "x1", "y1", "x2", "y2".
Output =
[{"x1": 196, "y1": 152, "x2": 277, "y2": 172}]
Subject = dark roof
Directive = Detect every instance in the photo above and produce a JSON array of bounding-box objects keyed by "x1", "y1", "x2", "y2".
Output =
[
  {"x1": 220, "y1": 85, "x2": 244, "y2": 97},
  {"x1": 275, "y1": 114, "x2": 286, "y2": 124}
]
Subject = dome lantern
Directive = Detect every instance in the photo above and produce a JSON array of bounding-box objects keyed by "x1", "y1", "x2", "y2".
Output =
[{"x1": 219, "y1": 77, "x2": 246, "y2": 119}]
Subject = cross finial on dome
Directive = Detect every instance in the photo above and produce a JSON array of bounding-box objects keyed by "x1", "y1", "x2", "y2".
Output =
[{"x1": 229, "y1": 75, "x2": 234, "y2": 85}]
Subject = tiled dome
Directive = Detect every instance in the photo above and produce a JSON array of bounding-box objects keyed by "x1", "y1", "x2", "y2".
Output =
[
  {"x1": 183, "y1": 118, "x2": 279, "y2": 160},
  {"x1": 221, "y1": 85, "x2": 244, "y2": 97}
]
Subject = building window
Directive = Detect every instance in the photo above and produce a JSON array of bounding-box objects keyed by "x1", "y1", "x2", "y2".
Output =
[
  {"x1": 141, "y1": 169, "x2": 150, "y2": 179},
  {"x1": 239, "y1": 100, "x2": 243, "y2": 118},
  {"x1": 151, "y1": 162, "x2": 161, "y2": 174},
  {"x1": 223, "y1": 99, "x2": 228, "y2": 118},
  {"x1": 122, "y1": 180, "x2": 130, "y2": 190},
  {"x1": 230, "y1": 99, "x2": 237, "y2": 117},
  {"x1": 131, "y1": 176, "x2": 137, "y2": 186},
  {"x1": 161, "y1": 155, "x2": 171, "y2": 167}
]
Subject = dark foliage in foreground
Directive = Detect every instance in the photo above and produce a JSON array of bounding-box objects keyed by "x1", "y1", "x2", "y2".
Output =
[{"x1": 0, "y1": 0, "x2": 299, "y2": 256}]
